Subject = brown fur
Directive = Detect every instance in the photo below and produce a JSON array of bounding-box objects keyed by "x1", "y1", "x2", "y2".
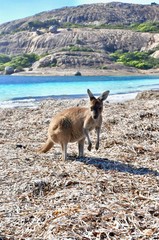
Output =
[{"x1": 38, "y1": 89, "x2": 109, "y2": 160}]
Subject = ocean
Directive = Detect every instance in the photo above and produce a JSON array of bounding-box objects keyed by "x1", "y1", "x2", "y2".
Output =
[{"x1": 0, "y1": 75, "x2": 159, "y2": 108}]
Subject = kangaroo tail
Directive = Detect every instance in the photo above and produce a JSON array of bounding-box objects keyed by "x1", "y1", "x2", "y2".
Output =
[{"x1": 38, "y1": 139, "x2": 54, "y2": 153}]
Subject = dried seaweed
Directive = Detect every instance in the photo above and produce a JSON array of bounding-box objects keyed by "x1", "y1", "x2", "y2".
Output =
[{"x1": 0, "y1": 93, "x2": 159, "y2": 239}]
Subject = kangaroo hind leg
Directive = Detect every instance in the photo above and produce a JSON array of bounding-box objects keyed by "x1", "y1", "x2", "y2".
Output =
[
  {"x1": 78, "y1": 138, "x2": 85, "y2": 158},
  {"x1": 61, "y1": 142, "x2": 67, "y2": 161}
]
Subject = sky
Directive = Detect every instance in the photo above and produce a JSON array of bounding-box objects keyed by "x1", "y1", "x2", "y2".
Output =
[{"x1": 0, "y1": 0, "x2": 157, "y2": 24}]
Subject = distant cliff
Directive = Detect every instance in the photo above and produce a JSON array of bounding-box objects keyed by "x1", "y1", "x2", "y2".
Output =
[{"x1": 0, "y1": 2, "x2": 159, "y2": 72}]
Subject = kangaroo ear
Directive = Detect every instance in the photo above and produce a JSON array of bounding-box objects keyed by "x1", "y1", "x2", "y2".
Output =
[
  {"x1": 98, "y1": 90, "x2": 110, "y2": 101},
  {"x1": 87, "y1": 89, "x2": 95, "y2": 100}
]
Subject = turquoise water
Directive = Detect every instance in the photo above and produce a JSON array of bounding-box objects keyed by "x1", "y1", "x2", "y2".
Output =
[{"x1": 0, "y1": 75, "x2": 159, "y2": 107}]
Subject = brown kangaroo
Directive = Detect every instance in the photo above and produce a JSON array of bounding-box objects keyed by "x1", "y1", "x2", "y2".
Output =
[{"x1": 38, "y1": 89, "x2": 109, "y2": 160}]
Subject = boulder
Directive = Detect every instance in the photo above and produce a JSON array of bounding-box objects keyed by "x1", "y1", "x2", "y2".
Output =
[
  {"x1": 151, "y1": 50, "x2": 159, "y2": 59},
  {"x1": 75, "y1": 71, "x2": 82, "y2": 76},
  {"x1": 33, "y1": 55, "x2": 57, "y2": 68},
  {"x1": 4, "y1": 66, "x2": 14, "y2": 75},
  {"x1": 49, "y1": 26, "x2": 58, "y2": 33}
]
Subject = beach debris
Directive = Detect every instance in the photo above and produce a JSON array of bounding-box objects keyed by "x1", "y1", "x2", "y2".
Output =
[
  {"x1": 136, "y1": 90, "x2": 159, "y2": 100},
  {"x1": 0, "y1": 91, "x2": 159, "y2": 238},
  {"x1": 16, "y1": 144, "x2": 26, "y2": 149}
]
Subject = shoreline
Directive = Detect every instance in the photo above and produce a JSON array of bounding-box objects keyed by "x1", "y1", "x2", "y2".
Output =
[
  {"x1": 12, "y1": 67, "x2": 159, "y2": 77},
  {"x1": 0, "y1": 92, "x2": 139, "y2": 109},
  {"x1": 1, "y1": 72, "x2": 158, "y2": 108}
]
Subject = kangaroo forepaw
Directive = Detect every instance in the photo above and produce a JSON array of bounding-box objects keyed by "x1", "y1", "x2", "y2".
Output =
[
  {"x1": 95, "y1": 142, "x2": 99, "y2": 150},
  {"x1": 95, "y1": 146, "x2": 99, "y2": 150},
  {"x1": 88, "y1": 143, "x2": 92, "y2": 151}
]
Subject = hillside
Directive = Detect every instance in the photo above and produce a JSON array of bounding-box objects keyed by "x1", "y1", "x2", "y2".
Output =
[
  {"x1": 1, "y1": 2, "x2": 159, "y2": 33},
  {"x1": 0, "y1": 2, "x2": 159, "y2": 74}
]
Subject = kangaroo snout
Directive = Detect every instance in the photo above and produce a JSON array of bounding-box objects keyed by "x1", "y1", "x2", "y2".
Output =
[{"x1": 93, "y1": 114, "x2": 98, "y2": 119}]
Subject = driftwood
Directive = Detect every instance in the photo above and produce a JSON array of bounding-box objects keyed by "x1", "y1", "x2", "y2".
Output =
[{"x1": 0, "y1": 91, "x2": 159, "y2": 239}]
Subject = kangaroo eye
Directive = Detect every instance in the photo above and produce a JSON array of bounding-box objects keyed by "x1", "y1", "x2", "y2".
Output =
[
  {"x1": 90, "y1": 106, "x2": 94, "y2": 111},
  {"x1": 99, "y1": 107, "x2": 102, "y2": 110}
]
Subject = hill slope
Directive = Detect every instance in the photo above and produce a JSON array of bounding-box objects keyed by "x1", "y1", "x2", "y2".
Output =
[
  {"x1": 0, "y1": 2, "x2": 159, "y2": 33},
  {"x1": 0, "y1": 2, "x2": 159, "y2": 74}
]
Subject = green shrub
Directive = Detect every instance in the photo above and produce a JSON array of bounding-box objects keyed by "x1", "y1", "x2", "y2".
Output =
[
  {"x1": 50, "y1": 63, "x2": 57, "y2": 67},
  {"x1": 61, "y1": 22, "x2": 85, "y2": 29},
  {"x1": 0, "y1": 54, "x2": 11, "y2": 64},
  {"x1": 99, "y1": 66, "x2": 108, "y2": 69},
  {"x1": 61, "y1": 45, "x2": 94, "y2": 52},
  {"x1": 0, "y1": 53, "x2": 40, "y2": 70},
  {"x1": 110, "y1": 50, "x2": 159, "y2": 69},
  {"x1": 28, "y1": 19, "x2": 60, "y2": 29},
  {"x1": 131, "y1": 21, "x2": 159, "y2": 33},
  {"x1": 23, "y1": 53, "x2": 40, "y2": 63},
  {"x1": 109, "y1": 50, "x2": 124, "y2": 61},
  {"x1": 61, "y1": 21, "x2": 159, "y2": 33},
  {"x1": 8, "y1": 56, "x2": 28, "y2": 68},
  {"x1": 0, "y1": 64, "x2": 5, "y2": 71},
  {"x1": 9, "y1": 53, "x2": 40, "y2": 68}
]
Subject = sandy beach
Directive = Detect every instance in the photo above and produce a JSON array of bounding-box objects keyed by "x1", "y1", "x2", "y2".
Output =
[
  {"x1": 12, "y1": 66, "x2": 159, "y2": 77},
  {"x1": 0, "y1": 90, "x2": 159, "y2": 239}
]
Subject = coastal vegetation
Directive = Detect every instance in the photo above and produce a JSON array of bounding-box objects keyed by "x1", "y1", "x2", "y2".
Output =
[
  {"x1": 28, "y1": 19, "x2": 60, "y2": 30},
  {"x1": 61, "y1": 45, "x2": 94, "y2": 52},
  {"x1": 110, "y1": 50, "x2": 159, "y2": 69},
  {"x1": 0, "y1": 49, "x2": 159, "y2": 72},
  {"x1": 5, "y1": 20, "x2": 159, "y2": 34},
  {"x1": 1, "y1": 19, "x2": 159, "y2": 35},
  {"x1": 0, "y1": 53, "x2": 40, "y2": 71},
  {"x1": 61, "y1": 21, "x2": 159, "y2": 33},
  {"x1": 131, "y1": 21, "x2": 159, "y2": 33}
]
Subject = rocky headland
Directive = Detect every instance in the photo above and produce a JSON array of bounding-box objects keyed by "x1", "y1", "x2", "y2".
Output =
[{"x1": 0, "y1": 2, "x2": 159, "y2": 75}]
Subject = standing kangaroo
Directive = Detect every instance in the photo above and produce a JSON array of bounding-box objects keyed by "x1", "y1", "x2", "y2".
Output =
[{"x1": 38, "y1": 89, "x2": 109, "y2": 160}]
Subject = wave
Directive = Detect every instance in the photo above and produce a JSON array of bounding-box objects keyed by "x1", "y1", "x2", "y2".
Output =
[
  {"x1": 0, "y1": 92, "x2": 139, "y2": 108},
  {"x1": 138, "y1": 83, "x2": 159, "y2": 88},
  {"x1": 0, "y1": 99, "x2": 39, "y2": 109}
]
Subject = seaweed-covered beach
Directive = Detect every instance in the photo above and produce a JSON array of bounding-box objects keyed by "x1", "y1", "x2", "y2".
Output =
[{"x1": 0, "y1": 90, "x2": 159, "y2": 239}]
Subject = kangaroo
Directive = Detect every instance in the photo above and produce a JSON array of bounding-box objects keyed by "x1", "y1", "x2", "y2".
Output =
[{"x1": 38, "y1": 89, "x2": 109, "y2": 160}]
